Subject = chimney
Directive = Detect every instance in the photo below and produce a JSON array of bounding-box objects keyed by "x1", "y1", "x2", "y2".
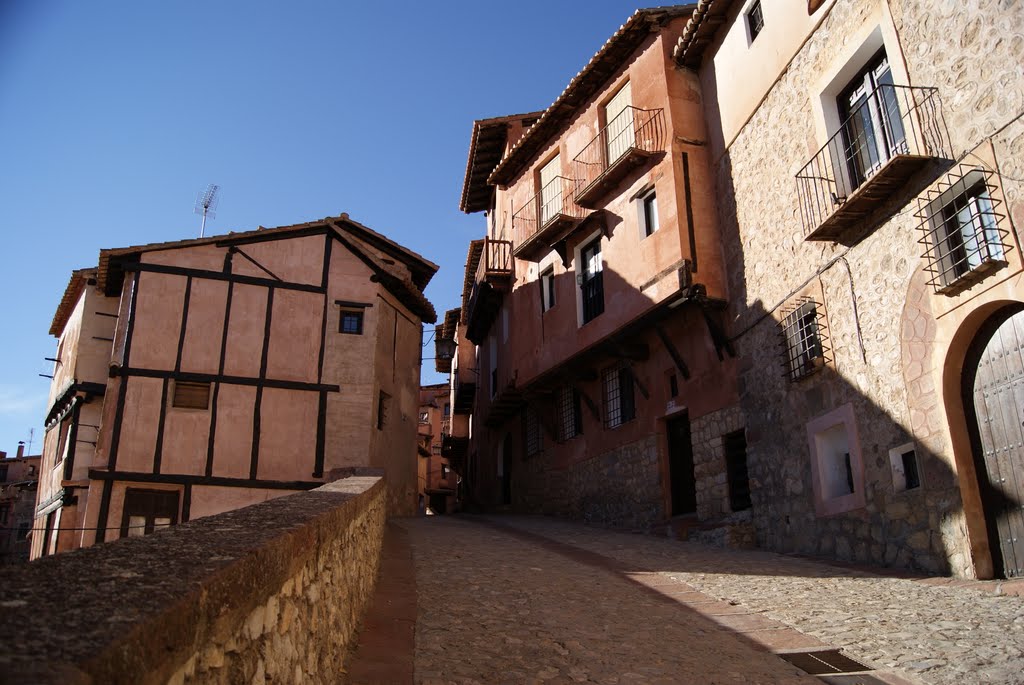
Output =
[
  {"x1": 0, "y1": 451, "x2": 6, "y2": 460},
  {"x1": 16, "y1": 441, "x2": 25, "y2": 459}
]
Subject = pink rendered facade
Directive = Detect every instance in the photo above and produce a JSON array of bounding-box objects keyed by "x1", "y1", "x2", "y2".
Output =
[{"x1": 33, "y1": 215, "x2": 436, "y2": 559}]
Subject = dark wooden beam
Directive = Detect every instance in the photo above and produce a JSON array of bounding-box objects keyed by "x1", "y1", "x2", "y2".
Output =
[{"x1": 655, "y1": 324, "x2": 690, "y2": 380}]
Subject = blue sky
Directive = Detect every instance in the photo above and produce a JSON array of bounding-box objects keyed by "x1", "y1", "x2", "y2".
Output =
[{"x1": 0, "y1": 0, "x2": 661, "y2": 454}]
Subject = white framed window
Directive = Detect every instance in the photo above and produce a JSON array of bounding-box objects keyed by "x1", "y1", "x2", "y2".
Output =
[
  {"x1": 639, "y1": 187, "x2": 659, "y2": 238},
  {"x1": 604, "y1": 81, "x2": 634, "y2": 164},
  {"x1": 540, "y1": 266, "x2": 556, "y2": 312},
  {"x1": 806, "y1": 403, "x2": 865, "y2": 517}
]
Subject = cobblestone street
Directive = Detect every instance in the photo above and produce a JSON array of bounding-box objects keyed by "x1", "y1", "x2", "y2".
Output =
[{"x1": 389, "y1": 515, "x2": 1024, "y2": 685}]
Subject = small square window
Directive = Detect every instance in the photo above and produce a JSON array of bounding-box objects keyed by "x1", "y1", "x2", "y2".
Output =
[
  {"x1": 781, "y1": 299, "x2": 827, "y2": 382},
  {"x1": 889, "y1": 442, "x2": 922, "y2": 492},
  {"x1": 641, "y1": 189, "x2": 659, "y2": 237},
  {"x1": 746, "y1": 0, "x2": 764, "y2": 42},
  {"x1": 340, "y1": 310, "x2": 364, "y2": 335},
  {"x1": 540, "y1": 267, "x2": 556, "y2": 312},
  {"x1": 172, "y1": 381, "x2": 211, "y2": 410}
]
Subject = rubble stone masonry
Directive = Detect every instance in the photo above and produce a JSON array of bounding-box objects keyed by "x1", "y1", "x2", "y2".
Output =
[
  {"x1": 710, "y1": 0, "x2": 1023, "y2": 576},
  {"x1": 0, "y1": 475, "x2": 386, "y2": 684}
]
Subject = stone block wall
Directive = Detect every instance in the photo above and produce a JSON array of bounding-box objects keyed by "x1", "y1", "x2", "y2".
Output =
[
  {"x1": 691, "y1": 405, "x2": 746, "y2": 521},
  {"x1": 704, "y1": 0, "x2": 1024, "y2": 576},
  {"x1": 0, "y1": 474, "x2": 387, "y2": 684}
]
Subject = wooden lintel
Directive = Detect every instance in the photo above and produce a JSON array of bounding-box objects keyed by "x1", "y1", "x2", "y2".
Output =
[{"x1": 655, "y1": 324, "x2": 690, "y2": 380}]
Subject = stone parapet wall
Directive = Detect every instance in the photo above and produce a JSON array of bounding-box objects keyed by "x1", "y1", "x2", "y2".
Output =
[{"x1": 0, "y1": 474, "x2": 387, "y2": 684}]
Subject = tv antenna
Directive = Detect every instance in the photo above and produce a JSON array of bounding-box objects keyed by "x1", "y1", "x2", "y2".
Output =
[{"x1": 194, "y1": 183, "x2": 220, "y2": 237}]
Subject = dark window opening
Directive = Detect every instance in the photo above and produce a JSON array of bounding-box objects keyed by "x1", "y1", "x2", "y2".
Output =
[
  {"x1": 724, "y1": 429, "x2": 752, "y2": 512},
  {"x1": 642, "y1": 190, "x2": 659, "y2": 237},
  {"x1": 540, "y1": 267, "x2": 556, "y2": 312},
  {"x1": 557, "y1": 385, "x2": 583, "y2": 441},
  {"x1": 172, "y1": 381, "x2": 211, "y2": 409},
  {"x1": 782, "y1": 300, "x2": 825, "y2": 381},
  {"x1": 669, "y1": 373, "x2": 679, "y2": 398},
  {"x1": 524, "y1": 405, "x2": 543, "y2": 456},
  {"x1": 120, "y1": 488, "x2": 180, "y2": 538},
  {"x1": 340, "y1": 310, "x2": 364, "y2": 335},
  {"x1": 746, "y1": 0, "x2": 764, "y2": 42},
  {"x1": 901, "y1": 449, "x2": 921, "y2": 490},
  {"x1": 604, "y1": 363, "x2": 636, "y2": 428},
  {"x1": 580, "y1": 238, "x2": 604, "y2": 325}
]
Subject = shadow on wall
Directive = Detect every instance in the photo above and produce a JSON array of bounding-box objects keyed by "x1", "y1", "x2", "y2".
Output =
[{"x1": 712, "y1": 145, "x2": 1022, "y2": 579}]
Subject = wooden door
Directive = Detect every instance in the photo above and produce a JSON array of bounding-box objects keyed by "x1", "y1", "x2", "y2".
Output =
[
  {"x1": 970, "y1": 308, "x2": 1024, "y2": 578},
  {"x1": 604, "y1": 81, "x2": 633, "y2": 165},
  {"x1": 667, "y1": 415, "x2": 697, "y2": 516}
]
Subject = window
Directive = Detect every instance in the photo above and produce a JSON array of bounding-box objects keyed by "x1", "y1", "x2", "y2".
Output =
[
  {"x1": 919, "y1": 170, "x2": 1006, "y2": 293},
  {"x1": 557, "y1": 385, "x2": 582, "y2": 441},
  {"x1": 120, "y1": 488, "x2": 179, "y2": 538},
  {"x1": 889, "y1": 442, "x2": 922, "y2": 492},
  {"x1": 641, "y1": 189, "x2": 659, "y2": 237},
  {"x1": 441, "y1": 463, "x2": 449, "y2": 479},
  {"x1": 377, "y1": 391, "x2": 390, "y2": 430},
  {"x1": 17, "y1": 522, "x2": 29, "y2": 540},
  {"x1": 540, "y1": 267, "x2": 556, "y2": 312},
  {"x1": 781, "y1": 300, "x2": 825, "y2": 382},
  {"x1": 724, "y1": 430, "x2": 752, "y2": 512},
  {"x1": 0, "y1": 504, "x2": 8, "y2": 525},
  {"x1": 539, "y1": 154, "x2": 563, "y2": 226},
  {"x1": 524, "y1": 405, "x2": 543, "y2": 456},
  {"x1": 172, "y1": 381, "x2": 211, "y2": 409},
  {"x1": 807, "y1": 404, "x2": 865, "y2": 516},
  {"x1": 603, "y1": 363, "x2": 636, "y2": 429},
  {"x1": 340, "y1": 310, "x2": 364, "y2": 335},
  {"x1": 669, "y1": 373, "x2": 679, "y2": 399},
  {"x1": 746, "y1": 0, "x2": 764, "y2": 42},
  {"x1": 443, "y1": 403, "x2": 450, "y2": 417},
  {"x1": 54, "y1": 417, "x2": 71, "y2": 465},
  {"x1": 838, "y1": 51, "x2": 906, "y2": 193},
  {"x1": 604, "y1": 81, "x2": 634, "y2": 164},
  {"x1": 580, "y1": 238, "x2": 604, "y2": 325},
  {"x1": 432, "y1": 443, "x2": 442, "y2": 455},
  {"x1": 0, "y1": 464, "x2": 7, "y2": 481},
  {"x1": 418, "y1": 410, "x2": 430, "y2": 424}
]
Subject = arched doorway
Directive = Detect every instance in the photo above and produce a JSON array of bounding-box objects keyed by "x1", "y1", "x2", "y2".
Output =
[{"x1": 963, "y1": 304, "x2": 1024, "y2": 578}]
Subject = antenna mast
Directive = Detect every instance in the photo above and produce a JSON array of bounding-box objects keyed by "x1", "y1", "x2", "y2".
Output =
[{"x1": 194, "y1": 183, "x2": 220, "y2": 237}]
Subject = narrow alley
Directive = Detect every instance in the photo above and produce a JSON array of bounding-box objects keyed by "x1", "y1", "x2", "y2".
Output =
[{"x1": 349, "y1": 516, "x2": 1024, "y2": 685}]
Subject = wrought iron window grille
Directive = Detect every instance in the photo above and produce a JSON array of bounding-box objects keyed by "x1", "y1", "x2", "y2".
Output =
[
  {"x1": 915, "y1": 165, "x2": 1010, "y2": 295},
  {"x1": 556, "y1": 385, "x2": 582, "y2": 442},
  {"x1": 603, "y1": 362, "x2": 637, "y2": 428},
  {"x1": 780, "y1": 298, "x2": 831, "y2": 382},
  {"x1": 524, "y1": 405, "x2": 543, "y2": 457}
]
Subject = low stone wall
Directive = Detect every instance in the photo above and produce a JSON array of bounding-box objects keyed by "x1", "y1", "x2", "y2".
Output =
[{"x1": 0, "y1": 474, "x2": 387, "y2": 685}]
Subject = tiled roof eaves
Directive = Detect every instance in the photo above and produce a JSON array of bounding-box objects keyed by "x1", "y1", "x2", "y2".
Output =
[
  {"x1": 49, "y1": 268, "x2": 95, "y2": 337},
  {"x1": 460, "y1": 112, "x2": 545, "y2": 214},
  {"x1": 671, "y1": 0, "x2": 736, "y2": 68},
  {"x1": 460, "y1": 240, "x2": 485, "y2": 321},
  {"x1": 487, "y1": 5, "x2": 695, "y2": 187}
]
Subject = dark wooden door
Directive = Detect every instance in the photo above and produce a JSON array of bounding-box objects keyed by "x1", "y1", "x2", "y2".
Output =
[
  {"x1": 971, "y1": 308, "x2": 1024, "y2": 578},
  {"x1": 667, "y1": 415, "x2": 697, "y2": 516}
]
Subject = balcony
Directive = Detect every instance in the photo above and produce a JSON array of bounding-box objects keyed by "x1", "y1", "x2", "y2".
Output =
[
  {"x1": 453, "y1": 371, "x2": 476, "y2": 415},
  {"x1": 464, "y1": 238, "x2": 513, "y2": 344},
  {"x1": 572, "y1": 106, "x2": 666, "y2": 208},
  {"x1": 512, "y1": 176, "x2": 586, "y2": 262},
  {"x1": 796, "y1": 85, "x2": 948, "y2": 242}
]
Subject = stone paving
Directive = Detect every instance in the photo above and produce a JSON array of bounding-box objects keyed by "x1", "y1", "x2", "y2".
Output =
[
  {"x1": 466, "y1": 515, "x2": 1024, "y2": 685},
  {"x1": 405, "y1": 515, "x2": 825, "y2": 685}
]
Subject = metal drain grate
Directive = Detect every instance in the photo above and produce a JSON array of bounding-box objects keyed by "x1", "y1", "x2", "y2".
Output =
[{"x1": 778, "y1": 649, "x2": 871, "y2": 675}]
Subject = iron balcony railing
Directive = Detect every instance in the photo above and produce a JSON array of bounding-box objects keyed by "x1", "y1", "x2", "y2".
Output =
[
  {"x1": 512, "y1": 175, "x2": 585, "y2": 253},
  {"x1": 572, "y1": 106, "x2": 666, "y2": 206},
  {"x1": 796, "y1": 85, "x2": 947, "y2": 240}
]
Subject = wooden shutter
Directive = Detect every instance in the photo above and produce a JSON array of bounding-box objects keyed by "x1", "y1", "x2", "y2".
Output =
[{"x1": 604, "y1": 81, "x2": 634, "y2": 164}]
